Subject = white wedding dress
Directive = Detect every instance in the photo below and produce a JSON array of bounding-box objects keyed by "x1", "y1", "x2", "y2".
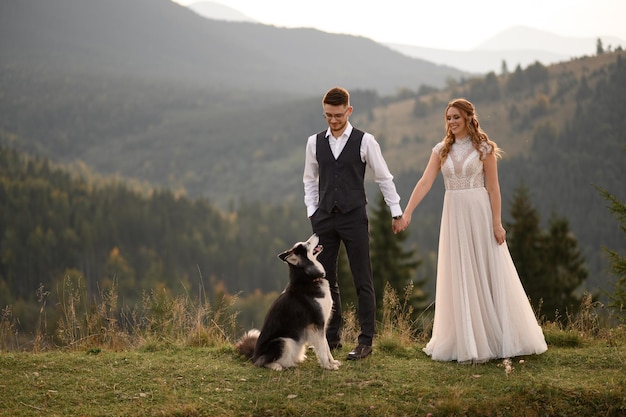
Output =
[{"x1": 423, "y1": 137, "x2": 547, "y2": 363}]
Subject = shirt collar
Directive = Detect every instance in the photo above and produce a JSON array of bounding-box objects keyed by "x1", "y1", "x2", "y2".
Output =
[{"x1": 325, "y1": 122, "x2": 353, "y2": 140}]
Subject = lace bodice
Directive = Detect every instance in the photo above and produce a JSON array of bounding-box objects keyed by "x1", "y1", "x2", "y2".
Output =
[{"x1": 433, "y1": 137, "x2": 491, "y2": 190}]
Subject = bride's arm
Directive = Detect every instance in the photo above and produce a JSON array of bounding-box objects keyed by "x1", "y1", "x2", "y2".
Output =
[
  {"x1": 400, "y1": 151, "x2": 441, "y2": 229},
  {"x1": 484, "y1": 152, "x2": 506, "y2": 245}
]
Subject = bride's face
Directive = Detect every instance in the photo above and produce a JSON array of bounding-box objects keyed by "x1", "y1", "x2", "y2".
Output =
[{"x1": 446, "y1": 106, "x2": 469, "y2": 138}]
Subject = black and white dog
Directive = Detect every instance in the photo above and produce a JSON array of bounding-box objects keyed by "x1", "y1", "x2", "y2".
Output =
[{"x1": 236, "y1": 234, "x2": 340, "y2": 371}]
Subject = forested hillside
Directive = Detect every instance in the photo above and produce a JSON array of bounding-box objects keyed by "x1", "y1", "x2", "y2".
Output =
[
  {"x1": 0, "y1": 147, "x2": 310, "y2": 317},
  {"x1": 500, "y1": 56, "x2": 626, "y2": 290},
  {"x1": 384, "y1": 51, "x2": 626, "y2": 293},
  {"x1": 1, "y1": 53, "x2": 624, "y2": 309}
]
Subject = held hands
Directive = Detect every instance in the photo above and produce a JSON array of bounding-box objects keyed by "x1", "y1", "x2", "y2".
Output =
[{"x1": 392, "y1": 214, "x2": 410, "y2": 234}]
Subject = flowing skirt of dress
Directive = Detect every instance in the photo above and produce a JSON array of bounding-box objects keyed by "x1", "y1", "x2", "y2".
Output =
[{"x1": 423, "y1": 187, "x2": 547, "y2": 363}]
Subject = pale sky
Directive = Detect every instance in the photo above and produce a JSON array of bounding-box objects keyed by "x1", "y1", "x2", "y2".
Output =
[{"x1": 172, "y1": 0, "x2": 626, "y2": 50}]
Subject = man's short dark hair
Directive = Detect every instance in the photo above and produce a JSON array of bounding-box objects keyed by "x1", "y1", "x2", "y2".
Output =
[{"x1": 323, "y1": 87, "x2": 350, "y2": 107}]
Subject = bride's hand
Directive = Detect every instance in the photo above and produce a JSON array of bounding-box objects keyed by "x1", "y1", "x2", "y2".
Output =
[
  {"x1": 494, "y1": 224, "x2": 506, "y2": 245},
  {"x1": 392, "y1": 214, "x2": 410, "y2": 234}
]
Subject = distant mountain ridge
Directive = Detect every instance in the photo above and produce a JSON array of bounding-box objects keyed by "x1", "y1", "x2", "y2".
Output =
[
  {"x1": 385, "y1": 44, "x2": 570, "y2": 74},
  {"x1": 387, "y1": 26, "x2": 625, "y2": 73},
  {"x1": 474, "y1": 26, "x2": 623, "y2": 55},
  {"x1": 186, "y1": 1, "x2": 257, "y2": 22},
  {"x1": 0, "y1": 0, "x2": 465, "y2": 95},
  {"x1": 177, "y1": 2, "x2": 625, "y2": 74}
]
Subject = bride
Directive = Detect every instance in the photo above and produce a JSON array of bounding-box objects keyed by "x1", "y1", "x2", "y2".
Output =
[{"x1": 394, "y1": 98, "x2": 547, "y2": 363}]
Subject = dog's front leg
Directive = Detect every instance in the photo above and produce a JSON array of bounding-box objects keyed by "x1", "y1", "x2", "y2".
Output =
[{"x1": 310, "y1": 332, "x2": 340, "y2": 370}]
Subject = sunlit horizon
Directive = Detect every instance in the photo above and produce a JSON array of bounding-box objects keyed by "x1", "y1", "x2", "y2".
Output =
[{"x1": 171, "y1": 0, "x2": 626, "y2": 51}]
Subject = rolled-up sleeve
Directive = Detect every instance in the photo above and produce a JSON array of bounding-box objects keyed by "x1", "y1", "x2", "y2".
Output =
[
  {"x1": 362, "y1": 133, "x2": 402, "y2": 217},
  {"x1": 303, "y1": 134, "x2": 319, "y2": 217}
]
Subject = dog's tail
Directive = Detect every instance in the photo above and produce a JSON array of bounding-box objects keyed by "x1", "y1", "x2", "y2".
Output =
[{"x1": 235, "y1": 329, "x2": 260, "y2": 359}]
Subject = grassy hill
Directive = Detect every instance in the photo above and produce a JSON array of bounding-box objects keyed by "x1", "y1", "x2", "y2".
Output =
[
  {"x1": 1, "y1": 290, "x2": 624, "y2": 417},
  {"x1": 2, "y1": 341, "x2": 624, "y2": 416}
]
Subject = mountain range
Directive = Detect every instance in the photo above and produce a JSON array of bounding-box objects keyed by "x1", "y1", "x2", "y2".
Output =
[
  {"x1": 0, "y1": 0, "x2": 464, "y2": 96},
  {"x1": 186, "y1": 1, "x2": 626, "y2": 74},
  {"x1": 186, "y1": 0, "x2": 256, "y2": 22},
  {"x1": 388, "y1": 26, "x2": 625, "y2": 74}
]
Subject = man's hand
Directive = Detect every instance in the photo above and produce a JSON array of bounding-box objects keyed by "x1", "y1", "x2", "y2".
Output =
[{"x1": 392, "y1": 216, "x2": 408, "y2": 234}]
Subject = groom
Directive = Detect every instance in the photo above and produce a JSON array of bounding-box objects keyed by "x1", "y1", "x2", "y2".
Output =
[{"x1": 302, "y1": 86, "x2": 403, "y2": 360}]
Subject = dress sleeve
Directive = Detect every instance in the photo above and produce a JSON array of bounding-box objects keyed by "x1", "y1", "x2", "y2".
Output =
[
  {"x1": 432, "y1": 141, "x2": 443, "y2": 155},
  {"x1": 478, "y1": 141, "x2": 493, "y2": 160}
]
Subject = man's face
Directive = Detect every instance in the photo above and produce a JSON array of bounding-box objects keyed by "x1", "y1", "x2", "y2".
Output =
[{"x1": 323, "y1": 104, "x2": 352, "y2": 136}]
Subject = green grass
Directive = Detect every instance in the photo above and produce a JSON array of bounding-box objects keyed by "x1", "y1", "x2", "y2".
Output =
[
  {"x1": 1, "y1": 280, "x2": 625, "y2": 416},
  {"x1": 1, "y1": 338, "x2": 625, "y2": 417}
]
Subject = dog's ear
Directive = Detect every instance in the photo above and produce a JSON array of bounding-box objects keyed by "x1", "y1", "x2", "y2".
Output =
[
  {"x1": 278, "y1": 248, "x2": 301, "y2": 266},
  {"x1": 278, "y1": 249, "x2": 294, "y2": 263}
]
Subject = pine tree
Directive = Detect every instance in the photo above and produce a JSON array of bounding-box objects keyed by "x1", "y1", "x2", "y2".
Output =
[
  {"x1": 506, "y1": 184, "x2": 544, "y2": 308},
  {"x1": 541, "y1": 214, "x2": 588, "y2": 316},
  {"x1": 501, "y1": 59, "x2": 509, "y2": 76},
  {"x1": 596, "y1": 186, "x2": 626, "y2": 321},
  {"x1": 596, "y1": 38, "x2": 605, "y2": 55},
  {"x1": 369, "y1": 194, "x2": 427, "y2": 313},
  {"x1": 507, "y1": 184, "x2": 588, "y2": 320}
]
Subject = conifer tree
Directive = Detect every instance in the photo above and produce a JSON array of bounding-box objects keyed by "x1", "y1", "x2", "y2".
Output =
[
  {"x1": 596, "y1": 186, "x2": 626, "y2": 321},
  {"x1": 501, "y1": 59, "x2": 509, "y2": 75},
  {"x1": 596, "y1": 38, "x2": 605, "y2": 55},
  {"x1": 541, "y1": 214, "x2": 588, "y2": 316},
  {"x1": 369, "y1": 194, "x2": 427, "y2": 313},
  {"x1": 507, "y1": 184, "x2": 588, "y2": 320},
  {"x1": 506, "y1": 184, "x2": 544, "y2": 307}
]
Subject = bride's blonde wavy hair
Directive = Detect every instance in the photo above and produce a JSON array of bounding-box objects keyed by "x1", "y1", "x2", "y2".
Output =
[{"x1": 438, "y1": 98, "x2": 501, "y2": 166}]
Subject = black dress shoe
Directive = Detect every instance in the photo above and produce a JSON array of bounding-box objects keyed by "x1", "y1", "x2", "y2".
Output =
[
  {"x1": 328, "y1": 341, "x2": 343, "y2": 350},
  {"x1": 346, "y1": 344, "x2": 372, "y2": 360}
]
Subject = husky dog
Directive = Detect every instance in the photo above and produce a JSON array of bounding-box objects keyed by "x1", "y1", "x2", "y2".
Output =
[{"x1": 236, "y1": 234, "x2": 340, "y2": 371}]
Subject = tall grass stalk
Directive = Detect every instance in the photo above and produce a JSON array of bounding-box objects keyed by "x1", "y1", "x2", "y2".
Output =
[
  {"x1": 1, "y1": 278, "x2": 624, "y2": 353},
  {"x1": 0, "y1": 305, "x2": 18, "y2": 351},
  {"x1": 379, "y1": 282, "x2": 415, "y2": 344},
  {"x1": 33, "y1": 283, "x2": 50, "y2": 352}
]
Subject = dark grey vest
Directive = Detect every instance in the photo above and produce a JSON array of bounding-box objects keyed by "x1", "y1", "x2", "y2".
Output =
[{"x1": 316, "y1": 128, "x2": 367, "y2": 213}]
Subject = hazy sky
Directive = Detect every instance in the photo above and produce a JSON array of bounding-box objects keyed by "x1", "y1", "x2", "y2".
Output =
[{"x1": 172, "y1": 0, "x2": 626, "y2": 50}]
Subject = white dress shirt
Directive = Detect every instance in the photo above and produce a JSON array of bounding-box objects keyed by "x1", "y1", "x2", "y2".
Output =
[{"x1": 303, "y1": 122, "x2": 402, "y2": 218}]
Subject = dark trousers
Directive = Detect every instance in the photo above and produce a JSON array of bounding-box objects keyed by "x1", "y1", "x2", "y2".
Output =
[{"x1": 310, "y1": 205, "x2": 375, "y2": 346}]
